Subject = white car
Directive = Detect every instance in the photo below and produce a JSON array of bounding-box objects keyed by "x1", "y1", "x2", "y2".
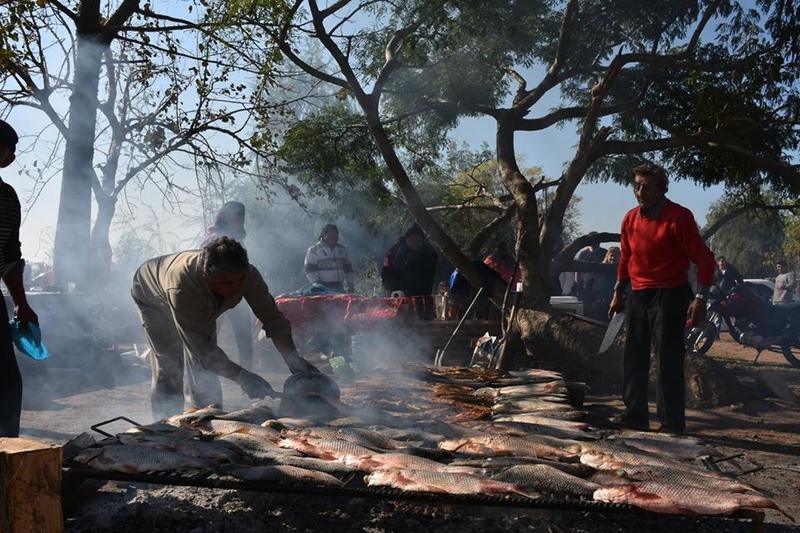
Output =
[{"x1": 742, "y1": 278, "x2": 798, "y2": 302}]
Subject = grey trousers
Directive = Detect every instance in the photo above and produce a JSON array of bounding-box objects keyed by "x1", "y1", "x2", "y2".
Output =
[
  {"x1": 132, "y1": 296, "x2": 222, "y2": 421},
  {"x1": 0, "y1": 297, "x2": 22, "y2": 436}
]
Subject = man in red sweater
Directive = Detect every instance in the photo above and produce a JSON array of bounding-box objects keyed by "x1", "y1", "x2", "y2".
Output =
[{"x1": 608, "y1": 163, "x2": 715, "y2": 434}]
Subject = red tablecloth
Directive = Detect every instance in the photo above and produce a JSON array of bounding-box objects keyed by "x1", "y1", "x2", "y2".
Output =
[{"x1": 275, "y1": 294, "x2": 435, "y2": 330}]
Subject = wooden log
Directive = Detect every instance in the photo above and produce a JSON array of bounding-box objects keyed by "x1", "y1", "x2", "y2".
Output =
[{"x1": 0, "y1": 438, "x2": 63, "y2": 533}]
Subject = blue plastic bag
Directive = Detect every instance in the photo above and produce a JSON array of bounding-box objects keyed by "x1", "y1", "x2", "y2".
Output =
[{"x1": 8, "y1": 319, "x2": 50, "y2": 360}]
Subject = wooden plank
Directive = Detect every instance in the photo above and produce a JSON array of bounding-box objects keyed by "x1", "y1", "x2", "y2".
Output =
[{"x1": 0, "y1": 437, "x2": 63, "y2": 533}]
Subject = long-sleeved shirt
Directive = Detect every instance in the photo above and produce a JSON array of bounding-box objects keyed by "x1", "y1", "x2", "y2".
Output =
[
  {"x1": 304, "y1": 241, "x2": 354, "y2": 289},
  {"x1": 131, "y1": 250, "x2": 291, "y2": 374},
  {"x1": 0, "y1": 177, "x2": 22, "y2": 277},
  {"x1": 773, "y1": 272, "x2": 796, "y2": 304},
  {"x1": 617, "y1": 198, "x2": 715, "y2": 291}
]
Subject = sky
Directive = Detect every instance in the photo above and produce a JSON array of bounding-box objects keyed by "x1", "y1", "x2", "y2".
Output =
[{"x1": 3, "y1": 2, "x2": 728, "y2": 264}]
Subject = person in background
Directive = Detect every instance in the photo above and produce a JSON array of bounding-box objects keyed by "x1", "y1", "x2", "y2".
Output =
[
  {"x1": 772, "y1": 260, "x2": 796, "y2": 305},
  {"x1": 593, "y1": 246, "x2": 620, "y2": 321},
  {"x1": 0, "y1": 120, "x2": 39, "y2": 437},
  {"x1": 381, "y1": 224, "x2": 438, "y2": 297},
  {"x1": 713, "y1": 256, "x2": 743, "y2": 294},
  {"x1": 575, "y1": 232, "x2": 607, "y2": 318},
  {"x1": 132, "y1": 237, "x2": 319, "y2": 420},
  {"x1": 199, "y1": 201, "x2": 254, "y2": 370},
  {"x1": 608, "y1": 163, "x2": 715, "y2": 434},
  {"x1": 304, "y1": 224, "x2": 355, "y2": 293},
  {"x1": 484, "y1": 242, "x2": 516, "y2": 284}
]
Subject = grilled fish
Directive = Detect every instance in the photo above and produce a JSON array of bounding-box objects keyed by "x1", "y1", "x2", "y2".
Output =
[
  {"x1": 591, "y1": 465, "x2": 757, "y2": 493},
  {"x1": 74, "y1": 445, "x2": 213, "y2": 473},
  {"x1": 455, "y1": 421, "x2": 595, "y2": 441},
  {"x1": 117, "y1": 433, "x2": 241, "y2": 462},
  {"x1": 196, "y1": 419, "x2": 281, "y2": 441},
  {"x1": 493, "y1": 465, "x2": 599, "y2": 496},
  {"x1": 219, "y1": 432, "x2": 302, "y2": 461},
  {"x1": 164, "y1": 405, "x2": 224, "y2": 427},
  {"x1": 609, "y1": 436, "x2": 720, "y2": 460},
  {"x1": 274, "y1": 455, "x2": 361, "y2": 474},
  {"x1": 593, "y1": 482, "x2": 792, "y2": 520},
  {"x1": 222, "y1": 464, "x2": 343, "y2": 486},
  {"x1": 289, "y1": 427, "x2": 403, "y2": 451},
  {"x1": 350, "y1": 452, "x2": 470, "y2": 473},
  {"x1": 213, "y1": 402, "x2": 276, "y2": 425},
  {"x1": 475, "y1": 383, "x2": 568, "y2": 401},
  {"x1": 277, "y1": 436, "x2": 375, "y2": 463},
  {"x1": 491, "y1": 414, "x2": 589, "y2": 430},
  {"x1": 438, "y1": 435, "x2": 577, "y2": 461},
  {"x1": 571, "y1": 441, "x2": 709, "y2": 473},
  {"x1": 507, "y1": 369, "x2": 564, "y2": 381},
  {"x1": 449, "y1": 456, "x2": 594, "y2": 478},
  {"x1": 491, "y1": 401, "x2": 577, "y2": 416},
  {"x1": 365, "y1": 469, "x2": 536, "y2": 498}
]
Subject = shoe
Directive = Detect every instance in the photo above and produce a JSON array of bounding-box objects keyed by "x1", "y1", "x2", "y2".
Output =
[
  {"x1": 610, "y1": 412, "x2": 649, "y2": 430},
  {"x1": 656, "y1": 424, "x2": 685, "y2": 435}
]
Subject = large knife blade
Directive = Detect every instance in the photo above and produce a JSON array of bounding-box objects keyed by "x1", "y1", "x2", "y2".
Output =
[{"x1": 599, "y1": 311, "x2": 625, "y2": 353}]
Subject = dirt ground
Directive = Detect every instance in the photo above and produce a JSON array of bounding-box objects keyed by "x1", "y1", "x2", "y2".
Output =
[{"x1": 17, "y1": 338, "x2": 800, "y2": 532}]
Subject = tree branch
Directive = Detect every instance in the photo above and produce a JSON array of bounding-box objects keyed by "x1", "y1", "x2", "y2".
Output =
[{"x1": 703, "y1": 202, "x2": 800, "y2": 240}]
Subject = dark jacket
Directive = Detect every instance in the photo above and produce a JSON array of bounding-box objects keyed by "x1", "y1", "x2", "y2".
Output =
[
  {"x1": 713, "y1": 265, "x2": 743, "y2": 294},
  {"x1": 381, "y1": 240, "x2": 438, "y2": 296}
]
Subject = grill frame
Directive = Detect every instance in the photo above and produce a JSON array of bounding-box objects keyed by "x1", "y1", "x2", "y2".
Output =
[{"x1": 62, "y1": 464, "x2": 766, "y2": 529}]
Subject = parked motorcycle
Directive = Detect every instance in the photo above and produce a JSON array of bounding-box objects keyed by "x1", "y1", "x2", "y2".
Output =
[{"x1": 686, "y1": 283, "x2": 800, "y2": 367}]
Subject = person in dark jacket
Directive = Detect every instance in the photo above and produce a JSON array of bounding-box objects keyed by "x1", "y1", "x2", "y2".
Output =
[
  {"x1": 381, "y1": 225, "x2": 438, "y2": 297},
  {"x1": 0, "y1": 120, "x2": 39, "y2": 437},
  {"x1": 713, "y1": 256, "x2": 743, "y2": 294}
]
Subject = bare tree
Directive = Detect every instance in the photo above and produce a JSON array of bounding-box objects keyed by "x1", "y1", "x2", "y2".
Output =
[{"x1": 0, "y1": 0, "x2": 292, "y2": 287}]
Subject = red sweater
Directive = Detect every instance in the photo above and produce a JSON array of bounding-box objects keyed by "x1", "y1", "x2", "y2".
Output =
[{"x1": 617, "y1": 199, "x2": 715, "y2": 290}]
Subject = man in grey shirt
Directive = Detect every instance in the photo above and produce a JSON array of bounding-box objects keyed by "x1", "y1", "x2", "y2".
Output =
[{"x1": 773, "y1": 260, "x2": 796, "y2": 305}]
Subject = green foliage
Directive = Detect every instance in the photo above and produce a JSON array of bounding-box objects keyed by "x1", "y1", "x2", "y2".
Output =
[
  {"x1": 706, "y1": 192, "x2": 787, "y2": 278},
  {"x1": 784, "y1": 215, "x2": 800, "y2": 270}
]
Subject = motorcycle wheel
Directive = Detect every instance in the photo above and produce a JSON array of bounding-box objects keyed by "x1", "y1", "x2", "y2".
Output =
[
  {"x1": 780, "y1": 337, "x2": 800, "y2": 368},
  {"x1": 686, "y1": 321, "x2": 717, "y2": 355}
]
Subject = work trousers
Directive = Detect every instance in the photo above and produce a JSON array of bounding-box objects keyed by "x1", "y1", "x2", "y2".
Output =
[
  {"x1": 133, "y1": 297, "x2": 222, "y2": 421},
  {"x1": 0, "y1": 297, "x2": 22, "y2": 436},
  {"x1": 623, "y1": 285, "x2": 691, "y2": 431}
]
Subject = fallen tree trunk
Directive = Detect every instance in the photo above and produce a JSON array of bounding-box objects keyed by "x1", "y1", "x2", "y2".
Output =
[{"x1": 513, "y1": 306, "x2": 740, "y2": 408}]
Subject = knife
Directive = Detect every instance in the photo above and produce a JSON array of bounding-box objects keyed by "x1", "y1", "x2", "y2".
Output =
[{"x1": 599, "y1": 311, "x2": 625, "y2": 353}]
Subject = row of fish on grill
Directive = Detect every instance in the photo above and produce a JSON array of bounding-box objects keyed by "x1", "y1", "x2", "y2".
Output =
[{"x1": 69, "y1": 366, "x2": 792, "y2": 521}]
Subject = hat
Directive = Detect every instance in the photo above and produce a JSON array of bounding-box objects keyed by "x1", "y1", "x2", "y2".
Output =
[{"x1": 0, "y1": 120, "x2": 18, "y2": 153}]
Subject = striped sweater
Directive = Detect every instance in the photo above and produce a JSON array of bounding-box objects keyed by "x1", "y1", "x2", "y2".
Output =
[{"x1": 0, "y1": 177, "x2": 22, "y2": 277}]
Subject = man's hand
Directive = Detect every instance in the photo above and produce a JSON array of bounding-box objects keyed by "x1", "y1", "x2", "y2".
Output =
[
  {"x1": 686, "y1": 297, "x2": 706, "y2": 327},
  {"x1": 608, "y1": 291, "x2": 625, "y2": 320},
  {"x1": 284, "y1": 351, "x2": 320, "y2": 375},
  {"x1": 14, "y1": 303, "x2": 38, "y2": 328},
  {"x1": 238, "y1": 370, "x2": 277, "y2": 399}
]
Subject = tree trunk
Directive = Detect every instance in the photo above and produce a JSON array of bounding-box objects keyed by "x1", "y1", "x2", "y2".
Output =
[
  {"x1": 90, "y1": 195, "x2": 115, "y2": 283},
  {"x1": 52, "y1": 33, "x2": 106, "y2": 290},
  {"x1": 495, "y1": 118, "x2": 550, "y2": 306},
  {"x1": 361, "y1": 106, "x2": 485, "y2": 287}
]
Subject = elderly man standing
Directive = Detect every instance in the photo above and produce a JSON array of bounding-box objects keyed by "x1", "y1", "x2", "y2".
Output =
[
  {"x1": 132, "y1": 237, "x2": 318, "y2": 420},
  {"x1": 608, "y1": 163, "x2": 715, "y2": 434}
]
